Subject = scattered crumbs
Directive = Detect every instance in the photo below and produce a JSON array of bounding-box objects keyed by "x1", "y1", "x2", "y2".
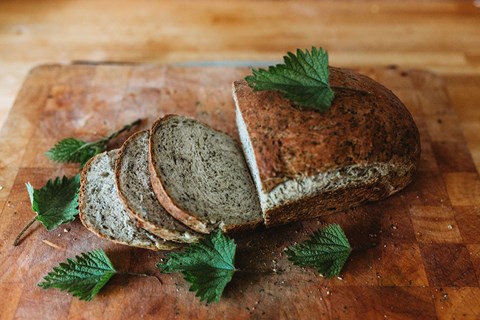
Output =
[
  {"x1": 57, "y1": 234, "x2": 61, "y2": 237},
  {"x1": 442, "y1": 293, "x2": 449, "y2": 300},
  {"x1": 337, "y1": 276, "x2": 344, "y2": 281},
  {"x1": 447, "y1": 224, "x2": 453, "y2": 230},
  {"x1": 0, "y1": 185, "x2": 3, "y2": 191},
  {"x1": 390, "y1": 224, "x2": 398, "y2": 230},
  {"x1": 72, "y1": 237, "x2": 77, "y2": 241},
  {"x1": 326, "y1": 290, "x2": 331, "y2": 296},
  {"x1": 63, "y1": 228, "x2": 70, "y2": 233},
  {"x1": 383, "y1": 244, "x2": 387, "y2": 248}
]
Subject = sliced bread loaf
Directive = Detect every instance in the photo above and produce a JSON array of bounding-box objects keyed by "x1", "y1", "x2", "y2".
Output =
[
  {"x1": 149, "y1": 115, "x2": 263, "y2": 234},
  {"x1": 233, "y1": 67, "x2": 421, "y2": 227},
  {"x1": 116, "y1": 130, "x2": 201, "y2": 243},
  {"x1": 79, "y1": 150, "x2": 179, "y2": 251}
]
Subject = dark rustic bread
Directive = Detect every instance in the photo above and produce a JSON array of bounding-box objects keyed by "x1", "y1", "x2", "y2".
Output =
[
  {"x1": 233, "y1": 66, "x2": 421, "y2": 227},
  {"x1": 116, "y1": 130, "x2": 201, "y2": 243},
  {"x1": 79, "y1": 150, "x2": 179, "y2": 251},
  {"x1": 149, "y1": 115, "x2": 263, "y2": 234}
]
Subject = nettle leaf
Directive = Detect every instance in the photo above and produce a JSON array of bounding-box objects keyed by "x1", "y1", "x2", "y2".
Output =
[
  {"x1": 38, "y1": 249, "x2": 116, "y2": 301},
  {"x1": 286, "y1": 224, "x2": 352, "y2": 278},
  {"x1": 26, "y1": 175, "x2": 80, "y2": 231},
  {"x1": 157, "y1": 230, "x2": 236, "y2": 303},
  {"x1": 45, "y1": 119, "x2": 141, "y2": 167},
  {"x1": 245, "y1": 47, "x2": 335, "y2": 112},
  {"x1": 45, "y1": 138, "x2": 103, "y2": 166}
]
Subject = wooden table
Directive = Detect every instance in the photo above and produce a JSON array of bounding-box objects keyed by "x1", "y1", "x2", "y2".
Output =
[
  {"x1": 0, "y1": 63, "x2": 479, "y2": 319},
  {"x1": 1, "y1": 1, "x2": 480, "y2": 171}
]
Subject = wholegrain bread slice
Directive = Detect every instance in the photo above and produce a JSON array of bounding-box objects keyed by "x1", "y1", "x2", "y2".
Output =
[
  {"x1": 79, "y1": 150, "x2": 179, "y2": 251},
  {"x1": 233, "y1": 67, "x2": 421, "y2": 227},
  {"x1": 149, "y1": 115, "x2": 263, "y2": 234},
  {"x1": 116, "y1": 130, "x2": 201, "y2": 243}
]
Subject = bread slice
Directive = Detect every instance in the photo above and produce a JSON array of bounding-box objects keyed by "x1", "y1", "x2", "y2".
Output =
[
  {"x1": 116, "y1": 130, "x2": 201, "y2": 243},
  {"x1": 79, "y1": 150, "x2": 179, "y2": 251},
  {"x1": 233, "y1": 67, "x2": 421, "y2": 227},
  {"x1": 149, "y1": 115, "x2": 263, "y2": 234}
]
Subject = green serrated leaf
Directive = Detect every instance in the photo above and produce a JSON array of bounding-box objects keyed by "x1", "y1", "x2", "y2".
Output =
[
  {"x1": 38, "y1": 249, "x2": 116, "y2": 301},
  {"x1": 45, "y1": 119, "x2": 141, "y2": 167},
  {"x1": 245, "y1": 47, "x2": 335, "y2": 112},
  {"x1": 45, "y1": 137, "x2": 104, "y2": 166},
  {"x1": 286, "y1": 224, "x2": 352, "y2": 278},
  {"x1": 27, "y1": 175, "x2": 80, "y2": 231},
  {"x1": 157, "y1": 230, "x2": 236, "y2": 303}
]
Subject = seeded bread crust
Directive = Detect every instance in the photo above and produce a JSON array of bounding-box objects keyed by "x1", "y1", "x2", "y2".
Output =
[
  {"x1": 79, "y1": 150, "x2": 179, "y2": 251},
  {"x1": 116, "y1": 130, "x2": 201, "y2": 243},
  {"x1": 233, "y1": 67, "x2": 421, "y2": 227},
  {"x1": 148, "y1": 114, "x2": 263, "y2": 234}
]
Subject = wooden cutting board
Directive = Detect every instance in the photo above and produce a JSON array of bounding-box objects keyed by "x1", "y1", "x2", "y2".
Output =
[{"x1": 0, "y1": 64, "x2": 479, "y2": 319}]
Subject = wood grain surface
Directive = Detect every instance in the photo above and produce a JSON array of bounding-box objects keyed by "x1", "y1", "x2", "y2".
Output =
[
  {"x1": 1, "y1": 1, "x2": 480, "y2": 174},
  {"x1": 0, "y1": 64, "x2": 480, "y2": 319}
]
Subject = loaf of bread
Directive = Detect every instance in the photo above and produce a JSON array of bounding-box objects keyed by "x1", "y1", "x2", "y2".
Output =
[
  {"x1": 148, "y1": 115, "x2": 263, "y2": 234},
  {"x1": 79, "y1": 150, "x2": 179, "y2": 250},
  {"x1": 116, "y1": 130, "x2": 201, "y2": 243},
  {"x1": 79, "y1": 65, "x2": 420, "y2": 246},
  {"x1": 233, "y1": 67, "x2": 420, "y2": 227}
]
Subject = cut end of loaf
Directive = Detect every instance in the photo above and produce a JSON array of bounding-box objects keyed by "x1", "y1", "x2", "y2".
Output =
[{"x1": 233, "y1": 85, "x2": 268, "y2": 220}]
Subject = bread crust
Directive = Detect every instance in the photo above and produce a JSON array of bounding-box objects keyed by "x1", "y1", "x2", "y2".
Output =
[
  {"x1": 263, "y1": 161, "x2": 416, "y2": 226},
  {"x1": 233, "y1": 67, "x2": 421, "y2": 227},
  {"x1": 79, "y1": 151, "x2": 179, "y2": 251},
  {"x1": 116, "y1": 130, "x2": 202, "y2": 243},
  {"x1": 149, "y1": 115, "x2": 263, "y2": 234}
]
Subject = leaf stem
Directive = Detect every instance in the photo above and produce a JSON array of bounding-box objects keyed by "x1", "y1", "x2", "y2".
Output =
[
  {"x1": 101, "y1": 119, "x2": 142, "y2": 144},
  {"x1": 331, "y1": 86, "x2": 372, "y2": 95},
  {"x1": 235, "y1": 268, "x2": 276, "y2": 275},
  {"x1": 352, "y1": 242, "x2": 377, "y2": 252},
  {"x1": 120, "y1": 271, "x2": 163, "y2": 284},
  {"x1": 74, "y1": 118, "x2": 142, "y2": 161},
  {"x1": 13, "y1": 217, "x2": 37, "y2": 246}
]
